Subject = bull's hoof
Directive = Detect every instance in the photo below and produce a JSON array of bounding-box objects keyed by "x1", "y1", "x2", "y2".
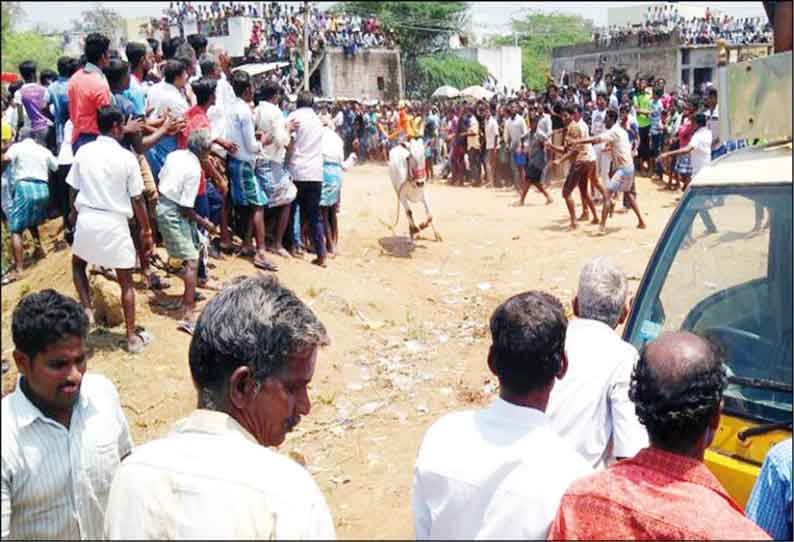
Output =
[{"x1": 409, "y1": 225, "x2": 420, "y2": 237}]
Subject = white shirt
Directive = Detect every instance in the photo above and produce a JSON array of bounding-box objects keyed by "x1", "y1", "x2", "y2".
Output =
[
  {"x1": 4, "y1": 138, "x2": 57, "y2": 181},
  {"x1": 591, "y1": 107, "x2": 607, "y2": 137},
  {"x1": 485, "y1": 116, "x2": 499, "y2": 150},
  {"x1": 706, "y1": 107, "x2": 720, "y2": 150},
  {"x1": 58, "y1": 120, "x2": 74, "y2": 165},
  {"x1": 321, "y1": 127, "x2": 357, "y2": 169},
  {"x1": 690, "y1": 126, "x2": 713, "y2": 178},
  {"x1": 157, "y1": 149, "x2": 201, "y2": 207},
  {"x1": 1, "y1": 373, "x2": 133, "y2": 540},
  {"x1": 333, "y1": 110, "x2": 344, "y2": 128},
  {"x1": 546, "y1": 318, "x2": 649, "y2": 469},
  {"x1": 255, "y1": 100, "x2": 291, "y2": 162},
  {"x1": 104, "y1": 410, "x2": 335, "y2": 540},
  {"x1": 145, "y1": 81, "x2": 188, "y2": 120},
  {"x1": 67, "y1": 135, "x2": 144, "y2": 219},
  {"x1": 597, "y1": 124, "x2": 633, "y2": 168},
  {"x1": 537, "y1": 113, "x2": 553, "y2": 140},
  {"x1": 412, "y1": 398, "x2": 592, "y2": 540},
  {"x1": 287, "y1": 107, "x2": 324, "y2": 182},
  {"x1": 506, "y1": 115, "x2": 527, "y2": 150},
  {"x1": 226, "y1": 97, "x2": 261, "y2": 163}
]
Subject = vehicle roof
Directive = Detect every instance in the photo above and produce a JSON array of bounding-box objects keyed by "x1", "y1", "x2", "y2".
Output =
[{"x1": 691, "y1": 141, "x2": 793, "y2": 187}]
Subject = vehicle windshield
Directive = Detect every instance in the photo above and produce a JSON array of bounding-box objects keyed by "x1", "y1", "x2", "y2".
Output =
[{"x1": 625, "y1": 184, "x2": 793, "y2": 424}]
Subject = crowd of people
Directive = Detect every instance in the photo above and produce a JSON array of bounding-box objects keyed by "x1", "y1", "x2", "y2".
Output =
[
  {"x1": 1, "y1": 266, "x2": 790, "y2": 539},
  {"x1": 592, "y1": 4, "x2": 772, "y2": 49},
  {"x1": 2, "y1": 30, "x2": 361, "y2": 350}
]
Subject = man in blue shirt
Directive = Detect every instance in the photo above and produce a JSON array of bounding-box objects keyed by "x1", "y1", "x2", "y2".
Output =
[
  {"x1": 47, "y1": 56, "x2": 79, "y2": 152},
  {"x1": 746, "y1": 438, "x2": 792, "y2": 541}
]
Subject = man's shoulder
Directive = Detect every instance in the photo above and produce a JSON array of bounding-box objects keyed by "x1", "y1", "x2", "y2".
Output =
[
  {"x1": 419, "y1": 409, "x2": 479, "y2": 450},
  {"x1": 81, "y1": 372, "x2": 122, "y2": 405}
]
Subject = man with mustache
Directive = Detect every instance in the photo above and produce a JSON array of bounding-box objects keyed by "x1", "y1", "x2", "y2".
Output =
[
  {"x1": 104, "y1": 275, "x2": 334, "y2": 539},
  {"x1": 2, "y1": 289, "x2": 133, "y2": 539}
]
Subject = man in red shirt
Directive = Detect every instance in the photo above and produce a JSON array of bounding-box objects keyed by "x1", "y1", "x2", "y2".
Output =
[
  {"x1": 548, "y1": 331, "x2": 771, "y2": 541},
  {"x1": 68, "y1": 33, "x2": 112, "y2": 154}
]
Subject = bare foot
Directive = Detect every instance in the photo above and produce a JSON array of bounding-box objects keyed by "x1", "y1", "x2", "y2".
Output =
[
  {"x1": 567, "y1": 223, "x2": 578, "y2": 231},
  {"x1": 510, "y1": 201, "x2": 524, "y2": 207},
  {"x1": 590, "y1": 218, "x2": 600, "y2": 225},
  {"x1": 577, "y1": 213, "x2": 589, "y2": 222},
  {"x1": 311, "y1": 257, "x2": 327, "y2": 268},
  {"x1": 545, "y1": 198, "x2": 554, "y2": 205},
  {"x1": 637, "y1": 222, "x2": 647, "y2": 229}
]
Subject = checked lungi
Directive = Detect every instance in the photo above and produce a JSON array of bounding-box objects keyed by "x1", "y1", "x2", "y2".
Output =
[
  {"x1": 9, "y1": 178, "x2": 49, "y2": 233},
  {"x1": 228, "y1": 157, "x2": 268, "y2": 207}
]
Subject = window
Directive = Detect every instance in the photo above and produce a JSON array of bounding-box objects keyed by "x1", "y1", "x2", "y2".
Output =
[
  {"x1": 681, "y1": 68, "x2": 690, "y2": 87},
  {"x1": 681, "y1": 49, "x2": 690, "y2": 65},
  {"x1": 377, "y1": 76, "x2": 385, "y2": 91},
  {"x1": 693, "y1": 67, "x2": 713, "y2": 90}
]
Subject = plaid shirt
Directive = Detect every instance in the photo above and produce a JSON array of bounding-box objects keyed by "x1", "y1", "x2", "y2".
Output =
[{"x1": 549, "y1": 447, "x2": 771, "y2": 540}]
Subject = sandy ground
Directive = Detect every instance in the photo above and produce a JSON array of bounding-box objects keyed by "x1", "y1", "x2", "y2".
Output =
[{"x1": 1, "y1": 163, "x2": 679, "y2": 539}]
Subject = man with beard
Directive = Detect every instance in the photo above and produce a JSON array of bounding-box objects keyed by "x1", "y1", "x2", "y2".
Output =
[
  {"x1": 104, "y1": 275, "x2": 334, "y2": 539},
  {"x1": 2, "y1": 290, "x2": 133, "y2": 539}
]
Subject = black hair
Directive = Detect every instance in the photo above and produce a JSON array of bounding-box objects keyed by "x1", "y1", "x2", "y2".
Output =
[
  {"x1": 488, "y1": 291, "x2": 567, "y2": 395},
  {"x1": 296, "y1": 91, "x2": 314, "y2": 109},
  {"x1": 191, "y1": 77, "x2": 217, "y2": 106},
  {"x1": 231, "y1": 70, "x2": 252, "y2": 97},
  {"x1": 606, "y1": 108, "x2": 619, "y2": 123},
  {"x1": 108, "y1": 49, "x2": 121, "y2": 60},
  {"x1": 103, "y1": 58, "x2": 129, "y2": 90},
  {"x1": 8, "y1": 80, "x2": 23, "y2": 96},
  {"x1": 694, "y1": 112, "x2": 708, "y2": 127},
  {"x1": 566, "y1": 104, "x2": 582, "y2": 114},
  {"x1": 630, "y1": 337, "x2": 726, "y2": 452},
  {"x1": 187, "y1": 33, "x2": 208, "y2": 56},
  {"x1": 125, "y1": 42, "x2": 147, "y2": 70},
  {"x1": 163, "y1": 36, "x2": 185, "y2": 60},
  {"x1": 198, "y1": 54, "x2": 217, "y2": 78},
  {"x1": 163, "y1": 59, "x2": 187, "y2": 85},
  {"x1": 39, "y1": 69, "x2": 57, "y2": 86},
  {"x1": 12, "y1": 289, "x2": 89, "y2": 361},
  {"x1": 707, "y1": 87, "x2": 718, "y2": 99},
  {"x1": 97, "y1": 104, "x2": 124, "y2": 133},
  {"x1": 259, "y1": 79, "x2": 281, "y2": 102},
  {"x1": 175, "y1": 55, "x2": 195, "y2": 74},
  {"x1": 596, "y1": 92, "x2": 608, "y2": 101},
  {"x1": 18, "y1": 60, "x2": 37, "y2": 82},
  {"x1": 56, "y1": 56, "x2": 79, "y2": 78},
  {"x1": 84, "y1": 32, "x2": 110, "y2": 64}
]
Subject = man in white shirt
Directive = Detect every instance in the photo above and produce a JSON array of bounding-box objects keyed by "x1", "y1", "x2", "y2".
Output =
[
  {"x1": 413, "y1": 291, "x2": 592, "y2": 539},
  {"x1": 2, "y1": 289, "x2": 133, "y2": 540},
  {"x1": 67, "y1": 105, "x2": 155, "y2": 353},
  {"x1": 286, "y1": 91, "x2": 327, "y2": 267},
  {"x1": 104, "y1": 275, "x2": 335, "y2": 540},
  {"x1": 590, "y1": 93, "x2": 611, "y2": 190},
  {"x1": 484, "y1": 106, "x2": 499, "y2": 186},
  {"x1": 254, "y1": 80, "x2": 297, "y2": 257},
  {"x1": 1, "y1": 130, "x2": 57, "y2": 284},
  {"x1": 659, "y1": 112, "x2": 712, "y2": 179},
  {"x1": 144, "y1": 59, "x2": 189, "y2": 182},
  {"x1": 226, "y1": 70, "x2": 277, "y2": 272},
  {"x1": 547, "y1": 257, "x2": 649, "y2": 469}
]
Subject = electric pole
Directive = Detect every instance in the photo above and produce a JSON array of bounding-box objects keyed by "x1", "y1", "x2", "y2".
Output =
[{"x1": 303, "y1": 1, "x2": 310, "y2": 91}]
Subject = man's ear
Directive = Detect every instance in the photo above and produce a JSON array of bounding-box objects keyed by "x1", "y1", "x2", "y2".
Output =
[
  {"x1": 572, "y1": 296, "x2": 580, "y2": 318},
  {"x1": 710, "y1": 399, "x2": 723, "y2": 431},
  {"x1": 227, "y1": 366, "x2": 256, "y2": 410},
  {"x1": 556, "y1": 350, "x2": 568, "y2": 381},
  {"x1": 13, "y1": 350, "x2": 31, "y2": 378},
  {"x1": 618, "y1": 304, "x2": 629, "y2": 326},
  {"x1": 487, "y1": 346, "x2": 497, "y2": 377}
]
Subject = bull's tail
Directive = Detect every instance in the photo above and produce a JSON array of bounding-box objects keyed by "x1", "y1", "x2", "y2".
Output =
[{"x1": 392, "y1": 181, "x2": 408, "y2": 229}]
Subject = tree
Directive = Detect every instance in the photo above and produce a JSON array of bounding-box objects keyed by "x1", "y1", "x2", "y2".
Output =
[
  {"x1": 413, "y1": 54, "x2": 490, "y2": 98},
  {"x1": 337, "y1": 1, "x2": 469, "y2": 94},
  {"x1": 490, "y1": 11, "x2": 592, "y2": 91},
  {"x1": 70, "y1": 3, "x2": 121, "y2": 37},
  {"x1": 1, "y1": 2, "x2": 61, "y2": 74}
]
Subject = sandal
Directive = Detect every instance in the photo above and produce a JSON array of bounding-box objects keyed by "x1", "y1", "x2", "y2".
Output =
[
  {"x1": 127, "y1": 329, "x2": 153, "y2": 354},
  {"x1": 146, "y1": 274, "x2": 171, "y2": 291},
  {"x1": 253, "y1": 258, "x2": 278, "y2": 272},
  {"x1": 1, "y1": 273, "x2": 19, "y2": 286},
  {"x1": 176, "y1": 320, "x2": 196, "y2": 336},
  {"x1": 153, "y1": 298, "x2": 183, "y2": 311}
]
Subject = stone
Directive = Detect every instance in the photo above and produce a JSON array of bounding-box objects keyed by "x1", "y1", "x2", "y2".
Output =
[{"x1": 90, "y1": 275, "x2": 124, "y2": 328}]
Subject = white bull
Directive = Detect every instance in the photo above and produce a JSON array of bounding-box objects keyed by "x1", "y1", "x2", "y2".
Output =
[{"x1": 388, "y1": 138, "x2": 442, "y2": 241}]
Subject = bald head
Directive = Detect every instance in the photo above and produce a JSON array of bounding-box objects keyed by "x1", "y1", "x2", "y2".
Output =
[{"x1": 630, "y1": 331, "x2": 726, "y2": 453}]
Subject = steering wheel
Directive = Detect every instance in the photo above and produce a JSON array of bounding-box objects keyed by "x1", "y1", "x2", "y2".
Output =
[{"x1": 701, "y1": 326, "x2": 784, "y2": 380}]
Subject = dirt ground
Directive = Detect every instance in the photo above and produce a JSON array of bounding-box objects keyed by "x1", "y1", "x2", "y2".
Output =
[{"x1": 1, "y1": 163, "x2": 679, "y2": 539}]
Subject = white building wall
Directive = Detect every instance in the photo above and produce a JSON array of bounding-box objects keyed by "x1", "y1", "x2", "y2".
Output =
[
  {"x1": 451, "y1": 46, "x2": 522, "y2": 93},
  {"x1": 607, "y1": 3, "x2": 718, "y2": 28}
]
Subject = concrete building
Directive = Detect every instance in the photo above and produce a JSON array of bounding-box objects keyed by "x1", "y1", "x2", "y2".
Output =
[
  {"x1": 318, "y1": 48, "x2": 404, "y2": 102},
  {"x1": 451, "y1": 46, "x2": 523, "y2": 94},
  {"x1": 551, "y1": 33, "x2": 771, "y2": 93}
]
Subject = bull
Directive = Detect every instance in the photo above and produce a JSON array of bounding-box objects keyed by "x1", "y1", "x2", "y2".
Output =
[{"x1": 388, "y1": 138, "x2": 442, "y2": 242}]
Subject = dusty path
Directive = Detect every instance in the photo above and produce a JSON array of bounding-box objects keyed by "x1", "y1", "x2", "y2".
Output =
[{"x1": 1, "y1": 163, "x2": 677, "y2": 538}]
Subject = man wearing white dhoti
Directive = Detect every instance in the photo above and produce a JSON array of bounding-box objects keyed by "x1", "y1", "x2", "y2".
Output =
[{"x1": 67, "y1": 105, "x2": 155, "y2": 353}]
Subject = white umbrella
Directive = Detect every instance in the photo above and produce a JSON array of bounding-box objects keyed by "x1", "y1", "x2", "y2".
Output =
[
  {"x1": 232, "y1": 62, "x2": 290, "y2": 78},
  {"x1": 432, "y1": 85, "x2": 460, "y2": 99},
  {"x1": 461, "y1": 85, "x2": 494, "y2": 101}
]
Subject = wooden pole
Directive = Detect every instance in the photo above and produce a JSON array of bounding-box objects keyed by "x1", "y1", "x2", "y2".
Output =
[{"x1": 303, "y1": 1, "x2": 310, "y2": 91}]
